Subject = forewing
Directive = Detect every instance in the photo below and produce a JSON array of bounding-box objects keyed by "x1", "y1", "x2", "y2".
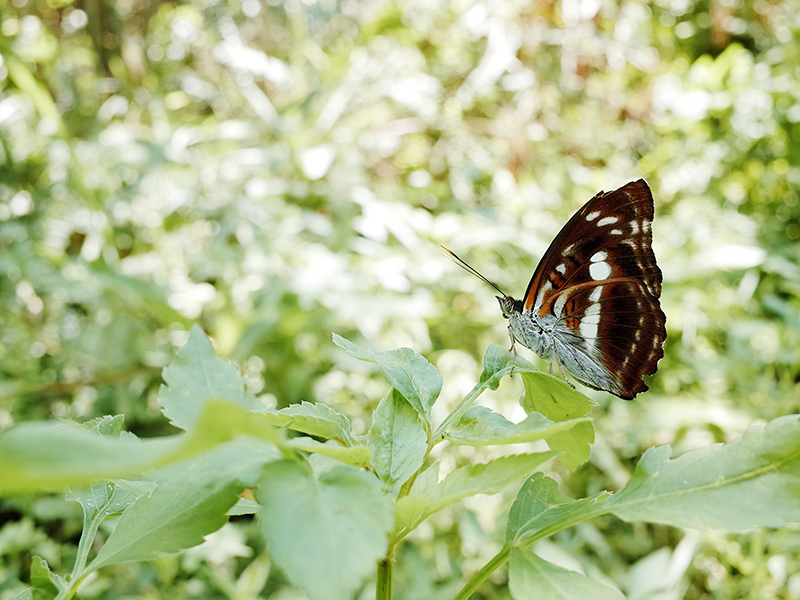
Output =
[{"x1": 522, "y1": 179, "x2": 661, "y2": 315}]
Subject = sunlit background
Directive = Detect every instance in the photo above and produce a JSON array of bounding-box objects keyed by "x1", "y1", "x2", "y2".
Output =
[{"x1": 1, "y1": 0, "x2": 799, "y2": 598}]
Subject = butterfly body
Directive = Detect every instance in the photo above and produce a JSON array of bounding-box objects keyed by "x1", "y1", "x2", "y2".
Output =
[{"x1": 445, "y1": 179, "x2": 666, "y2": 400}]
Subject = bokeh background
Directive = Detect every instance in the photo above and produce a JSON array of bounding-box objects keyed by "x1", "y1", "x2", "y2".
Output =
[{"x1": 1, "y1": 0, "x2": 799, "y2": 598}]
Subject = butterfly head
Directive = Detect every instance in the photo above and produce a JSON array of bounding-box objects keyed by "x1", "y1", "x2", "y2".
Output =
[{"x1": 497, "y1": 295, "x2": 523, "y2": 319}]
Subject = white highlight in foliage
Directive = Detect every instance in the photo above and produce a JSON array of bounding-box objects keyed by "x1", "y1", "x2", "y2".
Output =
[{"x1": 300, "y1": 145, "x2": 335, "y2": 180}]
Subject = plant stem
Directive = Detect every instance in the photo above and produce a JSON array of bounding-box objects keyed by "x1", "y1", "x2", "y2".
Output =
[
  {"x1": 69, "y1": 510, "x2": 104, "y2": 586},
  {"x1": 431, "y1": 376, "x2": 495, "y2": 446},
  {"x1": 376, "y1": 549, "x2": 394, "y2": 600},
  {"x1": 453, "y1": 501, "x2": 613, "y2": 597},
  {"x1": 453, "y1": 546, "x2": 510, "y2": 600}
]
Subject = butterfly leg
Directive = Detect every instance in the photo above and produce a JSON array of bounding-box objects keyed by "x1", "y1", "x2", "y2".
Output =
[
  {"x1": 507, "y1": 324, "x2": 518, "y2": 376},
  {"x1": 550, "y1": 344, "x2": 575, "y2": 389}
]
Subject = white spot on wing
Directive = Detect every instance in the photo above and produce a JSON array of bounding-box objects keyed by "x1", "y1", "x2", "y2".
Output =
[
  {"x1": 586, "y1": 210, "x2": 601, "y2": 221},
  {"x1": 591, "y1": 251, "x2": 608, "y2": 262},
  {"x1": 590, "y1": 260, "x2": 612, "y2": 280},
  {"x1": 532, "y1": 287, "x2": 548, "y2": 311},
  {"x1": 579, "y1": 313, "x2": 600, "y2": 340},
  {"x1": 610, "y1": 229, "x2": 623, "y2": 235},
  {"x1": 597, "y1": 216, "x2": 618, "y2": 226},
  {"x1": 585, "y1": 302, "x2": 600, "y2": 316},
  {"x1": 555, "y1": 263, "x2": 566, "y2": 274},
  {"x1": 553, "y1": 293, "x2": 568, "y2": 316},
  {"x1": 631, "y1": 221, "x2": 640, "y2": 234},
  {"x1": 583, "y1": 287, "x2": 603, "y2": 328}
]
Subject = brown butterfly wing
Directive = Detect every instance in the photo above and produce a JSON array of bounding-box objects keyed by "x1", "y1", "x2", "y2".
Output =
[
  {"x1": 521, "y1": 179, "x2": 666, "y2": 398},
  {"x1": 522, "y1": 179, "x2": 662, "y2": 314},
  {"x1": 555, "y1": 278, "x2": 666, "y2": 398}
]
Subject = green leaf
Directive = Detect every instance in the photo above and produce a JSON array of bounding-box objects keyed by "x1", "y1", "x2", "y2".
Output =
[
  {"x1": 608, "y1": 415, "x2": 800, "y2": 531},
  {"x1": 394, "y1": 453, "x2": 555, "y2": 537},
  {"x1": 0, "y1": 423, "x2": 178, "y2": 495},
  {"x1": 446, "y1": 406, "x2": 589, "y2": 446},
  {"x1": 477, "y1": 345, "x2": 538, "y2": 387},
  {"x1": 332, "y1": 333, "x2": 442, "y2": 420},
  {"x1": 520, "y1": 372, "x2": 595, "y2": 470},
  {"x1": 427, "y1": 452, "x2": 556, "y2": 514},
  {"x1": 262, "y1": 401, "x2": 353, "y2": 444},
  {"x1": 519, "y1": 371, "x2": 594, "y2": 419},
  {"x1": 256, "y1": 460, "x2": 394, "y2": 600},
  {"x1": 5, "y1": 56, "x2": 64, "y2": 133},
  {"x1": 0, "y1": 402, "x2": 281, "y2": 495},
  {"x1": 392, "y1": 462, "x2": 440, "y2": 536},
  {"x1": 82, "y1": 414, "x2": 126, "y2": 436},
  {"x1": 478, "y1": 344, "x2": 514, "y2": 389},
  {"x1": 509, "y1": 548, "x2": 625, "y2": 600},
  {"x1": 177, "y1": 401, "x2": 282, "y2": 459},
  {"x1": 88, "y1": 478, "x2": 243, "y2": 571},
  {"x1": 66, "y1": 417, "x2": 139, "y2": 525},
  {"x1": 87, "y1": 443, "x2": 263, "y2": 572},
  {"x1": 285, "y1": 437, "x2": 372, "y2": 467},
  {"x1": 30, "y1": 556, "x2": 62, "y2": 600},
  {"x1": 507, "y1": 473, "x2": 608, "y2": 545},
  {"x1": 228, "y1": 497, "x2": 260, "y2": 516},
  {"x1": 158, "y1": 325, "x2": 260, "y2": 430},
  {"x1": 66, "y1": 480, "x2": 137, "y2": 529},
  {"x1": 368, "y1": 389, "x2": 427, "y2": 491},
  {"x1": 110, "y1": 479, "x2": 158, "y2": 499},
  {"x1": 150, "y1": 436, "x2": 281, "y2": 488}
]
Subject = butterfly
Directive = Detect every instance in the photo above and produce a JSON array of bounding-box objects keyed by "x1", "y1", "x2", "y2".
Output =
[{"x1": 443, "y1": 179, "x2": 666, "y2": 399}]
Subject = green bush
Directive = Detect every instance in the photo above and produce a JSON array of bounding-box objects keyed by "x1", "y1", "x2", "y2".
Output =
[
  {"x1": 3, "y1": 328, "x2": 799, "y2": 600},
  {"x1": 1, "y1": 0, "x2": 799, "y2": 598}
]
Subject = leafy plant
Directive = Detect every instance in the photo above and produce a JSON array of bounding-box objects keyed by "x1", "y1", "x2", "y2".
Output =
[{"x1": 1, "y1": 326, "x2": 798, "y2": 600}]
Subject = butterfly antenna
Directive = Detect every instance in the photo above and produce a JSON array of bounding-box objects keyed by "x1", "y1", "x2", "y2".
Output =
[{"x1": 441, "y1": 245, "x2": 507, "y2": 296}]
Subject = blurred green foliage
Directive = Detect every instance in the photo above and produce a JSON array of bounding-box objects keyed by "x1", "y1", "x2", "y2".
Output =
[{"x1": 1, "y1": 0, "x2": 799, "y2": 598}]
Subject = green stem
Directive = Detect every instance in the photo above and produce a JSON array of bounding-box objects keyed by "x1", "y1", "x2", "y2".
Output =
[
  {"x1": 431, "y1": 375, "x2": 500, "y2": 446},
  {"x1": 70, "y1": 518, "x2": 99, "y2": 585},
  {"x1": 454, "y1": 501, "x2": 613, "y2": 598},
  {"x1": 376, "y1": 548, "x2": 394, "y2": 600},
  {"x1": 397, "y1": 381, "x2": 493, "y2": 505},
  {"x1": 391, "y1": 368, "x2": 514, "y2": 547},
  {"x1": 55, "y1": 576, "x2": 87, "y2": 600},
  {"x1": 389, "y1": 380, "x2": 498, "y2": 547},
  {"x1": 58, "y1": 483, "x2": 118, "y2": 600},
  {"x1": 453, "y1": 546, "x2": 510, "y2": 600}
]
